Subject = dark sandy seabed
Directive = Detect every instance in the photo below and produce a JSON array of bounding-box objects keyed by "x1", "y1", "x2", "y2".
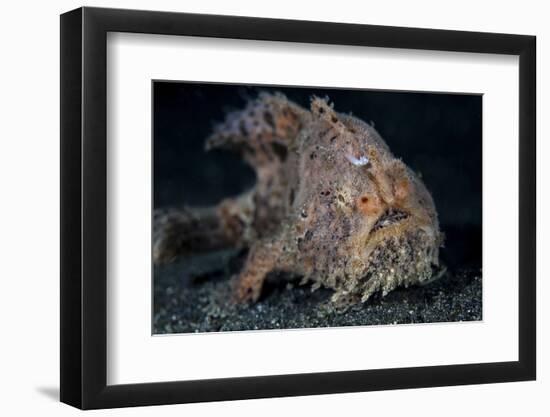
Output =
[{"x1": 153, "y1": 249, "x2": 482, "y2": 334}]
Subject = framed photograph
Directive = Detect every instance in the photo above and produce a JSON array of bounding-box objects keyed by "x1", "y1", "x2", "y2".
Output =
[{"x1": 60, "y1": 6, "x2": 536, "y2": 409}]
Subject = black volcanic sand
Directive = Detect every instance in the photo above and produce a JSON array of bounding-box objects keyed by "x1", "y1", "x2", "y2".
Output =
[{"x1": 153, "y1": 249, "x2": 482, "y2": 334}]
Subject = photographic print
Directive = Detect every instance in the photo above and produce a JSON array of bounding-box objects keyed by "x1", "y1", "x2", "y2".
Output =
[
  {"x1": 60, "y1": 9, "x2": 536, "y2": 408},
  {"x1": 152, "y1": 82, "x2": 482, "y2": 334}
]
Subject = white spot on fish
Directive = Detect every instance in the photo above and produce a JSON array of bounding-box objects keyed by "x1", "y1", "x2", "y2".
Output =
[{"x1": 345, "y1": 154, "x2": 369, "y2": 166}]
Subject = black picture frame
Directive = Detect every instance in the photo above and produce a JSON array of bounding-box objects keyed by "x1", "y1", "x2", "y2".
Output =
[{"x1": 60, "y1": 6, "x2": 536, "y2": 410}]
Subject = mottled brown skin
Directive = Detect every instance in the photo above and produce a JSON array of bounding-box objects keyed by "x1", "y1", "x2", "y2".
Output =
[{"x1": 154, "y1": 93, "x2": 443, "y2": 305}]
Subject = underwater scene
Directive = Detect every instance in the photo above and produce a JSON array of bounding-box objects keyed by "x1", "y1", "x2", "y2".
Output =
[{"x1": 153, "y1": 82, "x2": 482, "y2": 334}]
